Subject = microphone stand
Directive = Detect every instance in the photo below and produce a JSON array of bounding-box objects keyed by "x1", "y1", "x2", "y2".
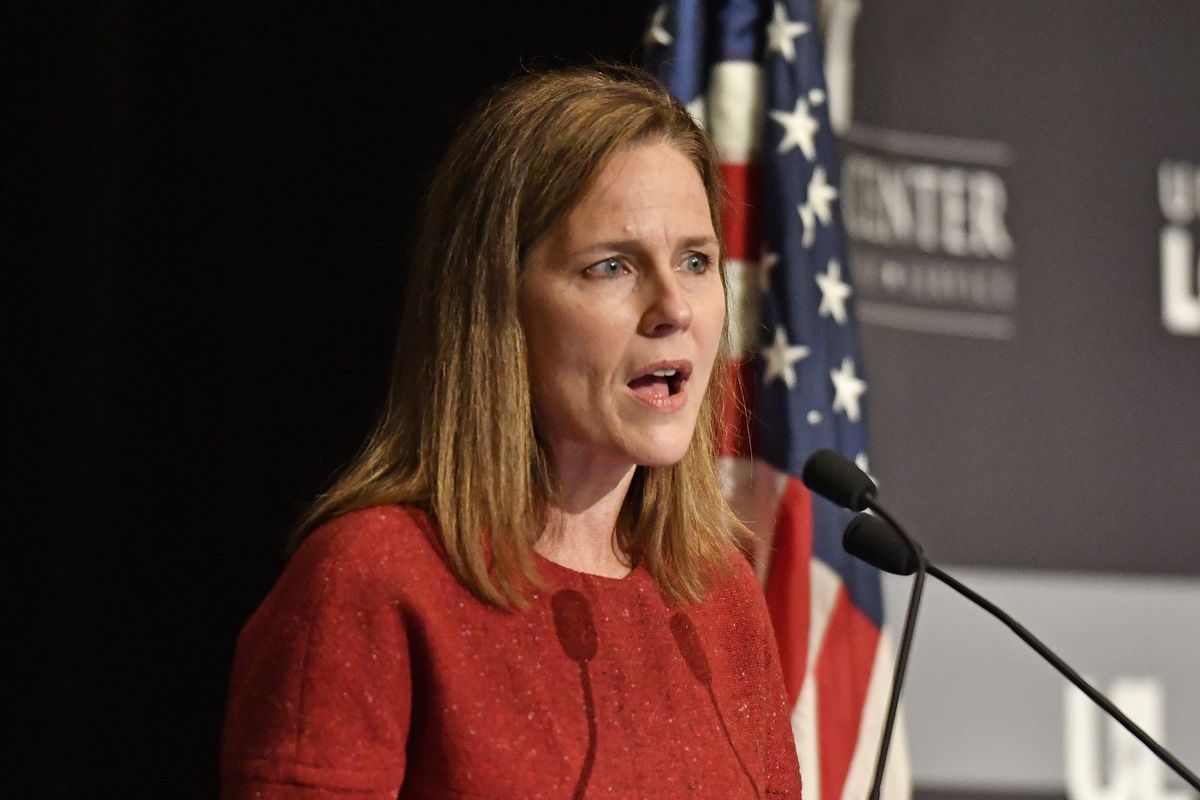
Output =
[
  {"x1": 863, "y1": 499, "x2": 927, "y2": 800},
  {"x1": 926, "y1": 563, "x2": 1200, "y2": 793}
]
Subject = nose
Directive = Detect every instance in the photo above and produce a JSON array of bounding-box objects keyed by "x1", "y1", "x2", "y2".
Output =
[{"x1": 638, "y1": 269, "x2": 693, "y2": 338}]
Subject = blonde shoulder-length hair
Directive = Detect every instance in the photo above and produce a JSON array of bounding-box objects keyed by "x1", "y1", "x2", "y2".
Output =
[{"x1": 294, "y1": 62, "x2": 748, "y2": 606}]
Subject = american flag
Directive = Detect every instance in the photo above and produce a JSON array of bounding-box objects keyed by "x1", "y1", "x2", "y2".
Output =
[{"x1": 646, "y1": 2, "x2": 911, "y2": 798}]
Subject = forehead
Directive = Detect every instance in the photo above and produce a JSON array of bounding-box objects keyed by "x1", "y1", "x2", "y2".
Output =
[{"x1": 556, "y1": 140, "x2": 715, "y2": 239}]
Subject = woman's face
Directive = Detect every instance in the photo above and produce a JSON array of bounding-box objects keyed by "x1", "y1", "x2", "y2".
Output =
[{"x1": 520, "y1": 139, "x2": 725, "y2": 473}]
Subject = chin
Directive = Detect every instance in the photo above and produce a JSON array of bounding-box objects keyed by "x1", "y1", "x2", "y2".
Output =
[{"x1": 626, "y1": 434, "x2": 695, "y2": 468}]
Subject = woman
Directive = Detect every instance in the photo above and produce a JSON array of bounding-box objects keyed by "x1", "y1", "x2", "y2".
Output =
[{"x1": 222, "y1": 63, "x2": 801, "y2": 799}]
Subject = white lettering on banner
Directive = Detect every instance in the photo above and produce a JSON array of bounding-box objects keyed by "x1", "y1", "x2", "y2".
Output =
[
  {"x1": 1064, "y1": 677, "x2": 1191, "y2": 800},
  {"x1": 842, "y1": 154, "x2": 1014, "y2": 258},
  {"x1": 839, "y1": 146, "x2": 1018, "y2": 339},
  {"x1": 1158, "y1": 161, "x2": 1200, "y2": 336},
  {"x1": 853, "y1": 250, "x2": 1016, "y2": 312}
]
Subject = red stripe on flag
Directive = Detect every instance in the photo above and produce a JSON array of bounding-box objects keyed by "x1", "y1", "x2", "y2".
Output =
[
  {"x1": 719, "y1": 162, "x2": 762, "y2": 262},
  {"x1": 763, "y1": 477, "x2": 813, "y2": 708},
  {"x1": 717, "y1": 358, "x2": 757, "y2": 458},
  {"x1": 814, "y1": 591, "x2": 882, "y2": 800}
]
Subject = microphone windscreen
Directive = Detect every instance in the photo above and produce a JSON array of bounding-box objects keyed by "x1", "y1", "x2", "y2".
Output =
[
  {"x1": 801, "y1": 448, "x2": 878, "y2": 511},
  {"x1": 551, "y1": 589, "x2": 598, "y2": 663},
  {"x1": 669, "y1": 612, "x2": 712, "y2": 685},
  {"x1": 843, "y1": 513, "x2": 918, "y2": 575}
]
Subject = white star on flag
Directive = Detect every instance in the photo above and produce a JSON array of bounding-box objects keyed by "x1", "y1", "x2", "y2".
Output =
[
  {"x1": 765, "y1": 1, "x2": 810, "y2": 63},
  {"x1": 815, "y1": 259, "x2": 853, "y2": 324},
  {"x1": 762, "y1": 325, "x2": 811, "y2": 389},
  {"x1": 830, "y1": 356, "x2": 867, "y2": 422},
  {"x1": 797, "y1": 165, "x2": 838, "y2": 248},
  {"x1": 806, "y1": 165, "x2": 838, "y2": 225},
  {"x1": 644, "y1": 4, "x2": 673, "y2": 48},
  {"x1": 769, "y1": 98, "x2": 819, "y2": 161}
]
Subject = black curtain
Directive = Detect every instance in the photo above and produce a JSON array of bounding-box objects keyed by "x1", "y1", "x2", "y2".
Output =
[{"x1": 18, "y1": 4, "x2": 646, "y2": 796}]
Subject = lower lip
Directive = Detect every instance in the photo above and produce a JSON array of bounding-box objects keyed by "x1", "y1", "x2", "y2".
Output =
[{"x1": 627, "y1": 381, "x2": 688, "y2": 412}]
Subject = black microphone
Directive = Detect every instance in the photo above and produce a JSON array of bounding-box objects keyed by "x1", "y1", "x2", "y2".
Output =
[
  {"x1": 842, "y1": 511, "x2": 1200, "y2": 793},
  {"x1": 552, "y1": 590, "x2": 598, "y2": 800},
  {"x1": 843, "y1": 513, "x2": 920, "y2": 576},
  {"x1": 801, "y1": 449, "x2": 925, "y2": 800},
  {"x1": 801, "y1": 448, "x2": 878, "y2": 511}
]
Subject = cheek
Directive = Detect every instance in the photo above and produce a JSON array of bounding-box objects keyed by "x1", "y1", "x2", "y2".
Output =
[{"x1": 523, "y1": 294, "x2": 619, "y2": 403}]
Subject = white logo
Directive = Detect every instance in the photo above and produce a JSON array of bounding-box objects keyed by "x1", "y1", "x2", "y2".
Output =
[
  {"x1": 1158, "y1": 161, "x2": 1200, "y2": 336},
  {"x1": 839, "y1": 146, "x2": 1019, "y2": 340},
  {"x1": 1064, "y1": 676, "x2": 1191, "y2": 800}
]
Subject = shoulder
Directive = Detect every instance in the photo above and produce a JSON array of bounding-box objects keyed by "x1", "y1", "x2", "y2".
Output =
[
  {"x1": 279, "y1": 505, "x2": 450, "y2": 605},
  {"x1": 696, "y1": 547, "x2": 776, "y2": 647},
  {"x1": 298, "y1": 504, "x2": 439, "y2": 566},
  {"x1": 708, "y1": 546, "x2": 766, "y2": 608},
  {"x1": 677, "y1": 546, "x2": 772, "y2": 628}
]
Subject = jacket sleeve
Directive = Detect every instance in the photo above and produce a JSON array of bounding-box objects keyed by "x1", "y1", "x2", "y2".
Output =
[{"x1": 221, "y1": 520, "x2": 412, "y2": 799}]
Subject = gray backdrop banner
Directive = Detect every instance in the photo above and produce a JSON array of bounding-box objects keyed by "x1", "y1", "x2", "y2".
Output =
[
  {"x1": 830, "y1": 1, "x2": 1200, "y2": 797},
  {"x1": 839, "y1": 0, "x2": 1200, "y2": 576}
]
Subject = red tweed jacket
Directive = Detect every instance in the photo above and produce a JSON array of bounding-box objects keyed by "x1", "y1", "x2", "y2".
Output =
[{"x1": 221, "y1": 505, "x2": 802, "y2": 799}]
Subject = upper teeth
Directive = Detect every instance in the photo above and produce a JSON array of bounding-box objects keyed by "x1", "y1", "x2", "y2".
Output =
[{"x1": 652, "y1": 369, "x2": 677, "y2": 377}]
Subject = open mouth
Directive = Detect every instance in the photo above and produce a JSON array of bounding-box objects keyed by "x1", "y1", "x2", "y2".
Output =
[{"x1": 627, "y1": 362, "x2": 692, "y2": 401}]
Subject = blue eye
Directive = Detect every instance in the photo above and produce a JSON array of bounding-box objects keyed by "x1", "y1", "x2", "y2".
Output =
[
  {"x1": 585, "y1": 257, "x2": 623, "y2": 278},
  {"x1": 683, "y1": 253, "x2": 711, "y2": 273}
]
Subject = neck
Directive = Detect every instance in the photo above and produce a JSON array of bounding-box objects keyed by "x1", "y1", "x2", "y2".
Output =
[{"x1": 534, "y1": 444, "x2": 637, "y2": 579}]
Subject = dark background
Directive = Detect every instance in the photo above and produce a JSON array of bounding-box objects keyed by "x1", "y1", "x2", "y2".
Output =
[{"x1": 18, "y1": 4, "x2": 644, "y2": 796}]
